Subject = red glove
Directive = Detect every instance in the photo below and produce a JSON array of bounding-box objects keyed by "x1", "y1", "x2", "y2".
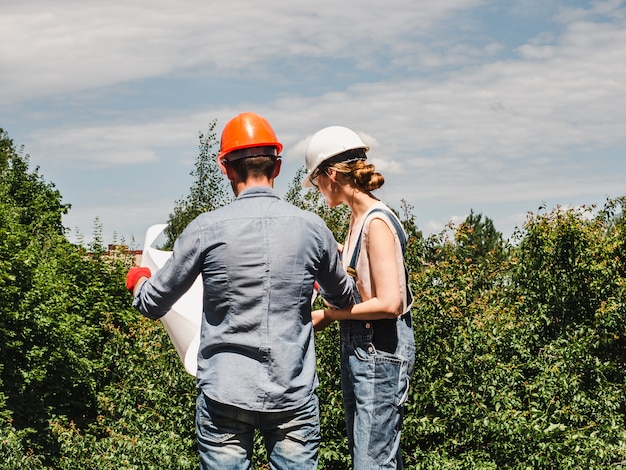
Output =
[{"x1": 126, "y1": 266, "x2": 151, "y2": 292}]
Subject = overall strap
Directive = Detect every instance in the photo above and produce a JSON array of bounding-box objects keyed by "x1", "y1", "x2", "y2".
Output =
[
  {"x1": 347, "y1": 208, "x2": 413, "y2": 311},
  {"x1": 348, "y1": 208, "x2": 406, "y2": 275}
]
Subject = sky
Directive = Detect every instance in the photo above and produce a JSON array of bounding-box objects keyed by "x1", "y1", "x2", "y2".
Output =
[{"x1": 1, "y1": 0, "x2": 625, "y2": 249}]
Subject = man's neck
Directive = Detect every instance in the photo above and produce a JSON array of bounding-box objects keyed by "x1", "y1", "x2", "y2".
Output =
[{"x1": 232, "y1": 177, "x2": 274, "y2": 196}]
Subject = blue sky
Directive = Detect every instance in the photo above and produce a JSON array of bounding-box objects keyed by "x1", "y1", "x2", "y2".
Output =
[{"x1": 2, "y1": 0, "x2": 625, "y2": 248}]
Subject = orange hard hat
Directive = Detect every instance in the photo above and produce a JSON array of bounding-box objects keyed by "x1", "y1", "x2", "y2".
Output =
[{"x1": 218, "y1": 112, "x2": 283, "y2": 161}]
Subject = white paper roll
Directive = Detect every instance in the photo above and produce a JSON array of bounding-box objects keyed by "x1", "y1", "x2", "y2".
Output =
[{"x1": 140, "y1": 224, "x2": 202, "y2": 376}]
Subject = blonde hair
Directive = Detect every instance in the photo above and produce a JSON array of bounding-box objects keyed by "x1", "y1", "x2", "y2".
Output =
[{"x1": 326, "y1": 159, "x2": 385, "y2": 192}]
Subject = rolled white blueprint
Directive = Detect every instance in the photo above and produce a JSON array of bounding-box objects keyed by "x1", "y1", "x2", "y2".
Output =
[{"x1": 140, "y1": 224, "x2": 202, "y2": 376}]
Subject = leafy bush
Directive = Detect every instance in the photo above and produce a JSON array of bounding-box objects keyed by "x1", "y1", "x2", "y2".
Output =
[
  {"x1": 52, "y1": 315, "x2": 197, "y2": 469},
  {"x1": 403, "y1": 201, "x2": 626, "y2": 469},
  {"x1": 2, "y1": 127, "x2": 625, "y2": 468}
]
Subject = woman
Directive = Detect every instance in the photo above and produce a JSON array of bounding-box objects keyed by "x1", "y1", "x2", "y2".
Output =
[{"x1": 303, "y1": 126, "x2": 416, "y2": 469}]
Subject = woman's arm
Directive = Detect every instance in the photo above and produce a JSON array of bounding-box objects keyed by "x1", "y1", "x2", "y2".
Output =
[{"x1": 324, "y1": 217, "x2": 403, "y2": 322}]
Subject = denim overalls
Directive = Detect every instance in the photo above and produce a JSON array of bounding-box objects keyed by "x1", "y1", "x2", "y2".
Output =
[{"x1": 340, "y1": 208, "x2": 416, "y2": 469}]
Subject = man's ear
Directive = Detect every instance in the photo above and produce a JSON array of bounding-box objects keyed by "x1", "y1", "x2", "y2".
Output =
[
  {"x1": 223, "y1": 161, "x2": 235, "y2": 181},
  {"x1": 272, "y1": 158, "x2": 282, "y2": 178},
  {"x1": 218, "y1": 158, "x2": 228, "y2": 175}
]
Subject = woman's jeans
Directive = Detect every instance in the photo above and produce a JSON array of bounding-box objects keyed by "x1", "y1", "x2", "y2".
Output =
[
  {"x1": 340, "y1": 313, "x2": 416, "y2": 469},
  {"x1": 196, "y1": 391, "x2": 320, "y2": 470}
]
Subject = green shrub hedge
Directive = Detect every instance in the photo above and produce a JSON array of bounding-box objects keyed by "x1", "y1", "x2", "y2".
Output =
[{"x1": 2, "y1": 128, "x2": 625, "y2": 468}]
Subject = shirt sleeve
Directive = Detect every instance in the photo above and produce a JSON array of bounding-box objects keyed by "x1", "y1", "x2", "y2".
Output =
[
  {"x1": 315, "y1": 226, "x2": 357, "y2": 310},
  {"x1": 133, "y1": 218, "x2": 204, "y2": 320}
]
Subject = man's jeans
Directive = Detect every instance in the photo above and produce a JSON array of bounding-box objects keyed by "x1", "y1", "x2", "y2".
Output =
[
  {"x1": 196, "y1": 391, "x2": 320, "y2": 470},
  {"x1": 340, "y1": 314, "x2": 416, "y2": 469}
]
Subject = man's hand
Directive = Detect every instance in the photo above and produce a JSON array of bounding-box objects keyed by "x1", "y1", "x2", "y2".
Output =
[{"x1": 126, "y1": 266, "x2": 151, "y2": 292}]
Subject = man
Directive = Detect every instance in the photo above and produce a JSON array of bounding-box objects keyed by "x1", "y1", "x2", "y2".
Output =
[{"x1": 126, "y1": 112, "x2": 354, "y2": 469}]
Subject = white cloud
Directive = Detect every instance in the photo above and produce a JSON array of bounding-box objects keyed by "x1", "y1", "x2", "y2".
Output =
[
  {"x1": 1, "y1": 0, "x2": 487, "y2": 101},
  {"x1": 19, "y1": 1, "x2": 626, "y2": 175},
  {"x1": 2, "y1": 0, "x2": 625, "y2": 244}
]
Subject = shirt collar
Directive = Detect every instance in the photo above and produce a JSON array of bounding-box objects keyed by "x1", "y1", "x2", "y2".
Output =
[{"x1": 236, "y1": 185, "x2": 279, "y2": 200}]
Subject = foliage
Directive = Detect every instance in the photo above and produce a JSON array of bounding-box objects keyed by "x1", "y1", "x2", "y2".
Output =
[
  {"x1": 284, "y1": 166, "x2": 351, "y2": 242},
  {"x1": 163, "y1": 120, "x2": 231, "y2": 249},
  {"x1": 0, "y1": 129, "x2": 82, "y2": 464},
  {"x1": 0, "y1": 130, "x2": 69, "y2": 236},
  {"x1": 399, "y1": 198, "x2": 426, "y2": 272},
  {"x1": 455, "y1": 209, "x2": 507, "y2": 263},
  {"x1": 0, "y1": 129, "x2": 196, "y2": 468},
  {"x1": 1, "y1": 126, "x2": 625, "y2": 468},
  {"x1": 0, "y1": 374, "x2": 43, "y2": 469},
  {"x1": 314, "y1": 322, "x2": 351, "y2": 469},
  {"x1": 404, "y1": 202, "x2": 626, "y2": 469},
  {"x1": 52, "y1": 315, "x2": 198, "y2": 469}
]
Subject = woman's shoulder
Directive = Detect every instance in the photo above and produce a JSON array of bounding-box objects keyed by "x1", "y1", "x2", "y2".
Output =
[
  {"x1": 363, "y1": 203, "x2": 406, "y2": 244},
  {"x1": 364, "y1": 202, "x2": 398, "y2": 226}
]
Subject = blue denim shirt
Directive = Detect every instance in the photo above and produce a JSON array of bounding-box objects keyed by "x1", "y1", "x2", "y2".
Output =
[{"x1": 134, "y1": 186, "x2": 354, "y2": 411}]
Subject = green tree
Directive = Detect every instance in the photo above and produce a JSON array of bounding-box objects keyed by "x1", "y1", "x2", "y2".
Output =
[
  {"x1": 0, "y1": 373, "x2": 43, "y2": 469},
  {"x1": 403, "y1": 200, "x2": 626, "y2": 469},
  {"x1": 163, "y1": 120, "x2": 231, "y2": 248},
  {"x1": 456, "y1": 210, "x2": 506, "y2": 263},
  {"x1": 399, "y1": 198, "x2": 425, "y2": 277},
  {"x1": 284, "y1": 166, "x2": 351, "y2": 241},
  {"x1": 3, "y1": 126, "x2": 626, "y2": 468},
  {"x1": 513, "y1": 205, "x2": 616, "y2": 339},
  {"x1": 52, "y1": 313, "x2": 198, "y2": 469},
  {"x1": 0, "y1": 129, "x2": 162, "y2": 466}
]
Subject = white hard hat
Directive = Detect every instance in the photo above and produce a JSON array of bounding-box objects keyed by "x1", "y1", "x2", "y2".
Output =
[{"x1": 302, "y1": 126, "x2": 369, "y2": 188}]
